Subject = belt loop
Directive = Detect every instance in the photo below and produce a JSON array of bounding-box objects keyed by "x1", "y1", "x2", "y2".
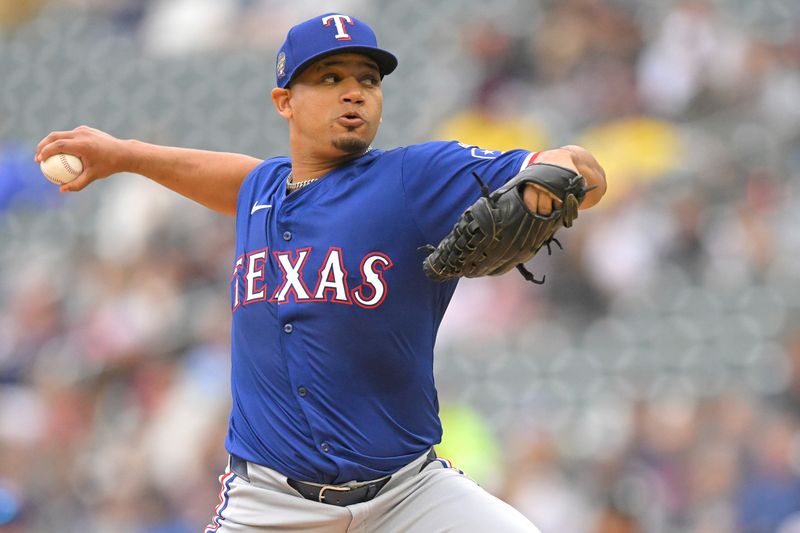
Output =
[
  {"x1": 418, "y1": 448, "x2": 437, "y2": 473},
  {"x1": 365, "y1": 483, "x2": 380, "y2": 501},
  {"x1": 229, "y1": 454, "x2": 250, "y2": 483}
]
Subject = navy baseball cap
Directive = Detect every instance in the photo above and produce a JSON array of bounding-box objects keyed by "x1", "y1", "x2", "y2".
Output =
[{"x1": 276, "y1": 13, "x2": 398, "y2": 88}]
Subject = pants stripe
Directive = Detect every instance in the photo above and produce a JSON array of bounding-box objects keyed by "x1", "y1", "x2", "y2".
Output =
[
  {"x1": 205, "y1": 471, "x2": 237, "y2": 533},
  {"x1": 437, "y1": 457, "x2": 465, "y2": 475}
]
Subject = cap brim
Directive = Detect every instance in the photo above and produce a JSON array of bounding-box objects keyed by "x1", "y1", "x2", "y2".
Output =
[{"x1": 281, "y1": 46, "x2": 398, "y2": 88}]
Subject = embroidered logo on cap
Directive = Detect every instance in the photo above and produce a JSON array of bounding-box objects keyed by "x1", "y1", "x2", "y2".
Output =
[{"x1": 322, "y1": 14, "x2": 354, "y2": 40}]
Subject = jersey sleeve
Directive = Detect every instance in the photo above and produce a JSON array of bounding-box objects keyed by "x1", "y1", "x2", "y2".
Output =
[
  {"x1": 236, "y1": 157, "x2": 290, "y2": 213},
  {"x1": 400, "y1": 141, "x2": 539, "y2": 243}
]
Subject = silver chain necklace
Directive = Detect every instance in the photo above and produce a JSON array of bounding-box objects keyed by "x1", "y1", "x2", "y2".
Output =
[{"x1": 286, "y1": 172, "x2": 320, "y2": 192}]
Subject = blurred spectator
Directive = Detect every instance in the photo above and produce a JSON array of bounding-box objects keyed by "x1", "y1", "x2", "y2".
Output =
[
  {"x1": 593, "y1": 502, "x2": 642, "y2": 533},
  {"x1": 685, "y1": 437, "x2": 739, "y2": 532},
  {"x1": 637, "y1": 0, "x2": 748, "y2": 117},
  {"x1": 770, "y1": 327, "x2": 800, "y2": 421},
  {"x1": 436, "y1": 19, "x2": 549, "y2": 152},
  {"x1": 138, "y1": 0, "x2": 240, "y2": 55},
  {"x1": 756, "y1": 38, "x2": 800, "y2": 139},
  {"x1": 502, "y1": 432, "x2": 595, "y2": 532},
  {"x1": 580, "y1": 189, "x2": 672, "y2": 297},
  {"x1": 577, "y1": 117, "x2": 681, "y2": 202},
  {"x1": 705, "y1": 169, "x2": 780, "y2": 287},
  {"x1": 532, "y1": 0, "x2": 641, "y2": 83},
  {"x1": 736, "y1": 412, "x2": 800, "y2": 533},
  {"x1": 0, "y1": 274, "x2": 63, "y2": 383},
  {"x1": 662, "y1": 193, "x2": 708, "y2": 282},
  {"x1": 0, "y1": 0, "x2": 43, "y2": 32}
]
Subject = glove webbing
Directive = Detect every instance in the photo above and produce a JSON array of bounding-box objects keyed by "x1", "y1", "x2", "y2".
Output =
[
  {"x1": 421, "y1": 171, "x2": 566, "y2": 284},
  {"x1": 472, "y1": 171, "x2": 566, "y2": 284}
]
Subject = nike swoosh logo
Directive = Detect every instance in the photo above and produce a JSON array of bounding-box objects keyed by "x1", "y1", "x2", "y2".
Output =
[{"x1": 251, "y1": 203, "x2": 272, "y2": 215}]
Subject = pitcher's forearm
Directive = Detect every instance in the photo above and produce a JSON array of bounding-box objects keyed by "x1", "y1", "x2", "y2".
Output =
[
  {"x1": 36, "y1": 126, "x2": 263, "y2": 215},
  {"x1": 124, "y1": 140, "x2": 262, "y2": 215}
]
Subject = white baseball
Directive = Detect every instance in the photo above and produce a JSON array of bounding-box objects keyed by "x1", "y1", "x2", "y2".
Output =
[{"x1": 40, "y1": 153, "x2": 83, "y2": 185}]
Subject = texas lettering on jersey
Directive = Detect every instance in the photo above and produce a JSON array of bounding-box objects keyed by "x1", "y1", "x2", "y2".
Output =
[{"x1": 231, "y1": 247, "x2": 393, "y2": 311}]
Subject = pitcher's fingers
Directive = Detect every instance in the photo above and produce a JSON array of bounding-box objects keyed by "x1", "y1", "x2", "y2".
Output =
[
  {"x1": 36, "y1": 130, "x2": 77, "y2": 161},
  {"x1": 528, "y1": 184, "x2": 563, "y2": 206},
  {"x1": 38, "y1": 138, "x2": 82, "y2": 163},
  {"x1": 59, "y1": 171, "x2": 91, "y2": 193},
  {"x1": 537, "y1": 191, "x2": 554, "y2": 216}
]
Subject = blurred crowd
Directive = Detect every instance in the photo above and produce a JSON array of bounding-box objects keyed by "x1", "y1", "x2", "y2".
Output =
[{"x1": 1, "y1": 0, "x2": 800, "y2": 532}]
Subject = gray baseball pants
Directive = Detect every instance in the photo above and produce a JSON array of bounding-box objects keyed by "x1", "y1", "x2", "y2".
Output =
[{"x1": 205, "y1": 449, "x2": 541, "y2": 532}]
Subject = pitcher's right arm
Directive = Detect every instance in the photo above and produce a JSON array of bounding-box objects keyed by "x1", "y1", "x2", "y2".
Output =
[{"x1": 36, "y1": 126, "x2": 262, "y2": 216}]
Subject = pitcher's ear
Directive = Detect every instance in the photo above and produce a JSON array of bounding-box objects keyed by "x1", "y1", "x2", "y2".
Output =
[{"x1": 271, "y1": 88, "x2": 292, "y2": 118}]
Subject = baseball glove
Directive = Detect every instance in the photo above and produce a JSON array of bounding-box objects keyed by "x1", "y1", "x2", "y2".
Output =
[{"x1": 422, "y1": 163, "x2": 590, "y2": 284}]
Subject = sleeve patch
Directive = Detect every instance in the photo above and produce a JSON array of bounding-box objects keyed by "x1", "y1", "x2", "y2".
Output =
[{"x1": 457, "y1": 142, "x2": 503, "y2": 160}]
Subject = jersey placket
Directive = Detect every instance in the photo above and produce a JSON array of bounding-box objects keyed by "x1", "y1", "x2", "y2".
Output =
[{"x1": 273, "y1": 187, "x2": 335, "y2": 463}]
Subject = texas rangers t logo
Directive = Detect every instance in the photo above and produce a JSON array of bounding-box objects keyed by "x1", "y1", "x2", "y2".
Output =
[{"x1": 322, "y1": 14, "x2": 354, "y2": 40}]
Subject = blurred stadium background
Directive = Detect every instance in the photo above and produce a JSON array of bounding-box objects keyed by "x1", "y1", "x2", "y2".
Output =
[{"x1": 2, "y1": 0, "x2": 800, "y2": 531}]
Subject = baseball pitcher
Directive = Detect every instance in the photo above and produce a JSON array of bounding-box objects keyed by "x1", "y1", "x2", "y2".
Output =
[{"x1": 36, "y1": 12, "x2": 606, "y2": 533}]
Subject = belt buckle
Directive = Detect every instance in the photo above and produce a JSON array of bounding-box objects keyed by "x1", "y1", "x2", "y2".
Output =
[{"x1": 318, "y1": 484, "x2": 351, "y2": 503}]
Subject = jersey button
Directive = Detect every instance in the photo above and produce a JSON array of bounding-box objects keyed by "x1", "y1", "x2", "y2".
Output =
[
  {"x1": 321, "y1": 442, "x2": 330, "y2": 453},
  {"x1": 283, "y1": 323, "x2": 293, "y2": 334},
  {"x1": 283, "y1": 231, "x2": 292, "y2": 241},
  {"x1": 298, "y1": 386, "x2": 307, "y2": 397}
]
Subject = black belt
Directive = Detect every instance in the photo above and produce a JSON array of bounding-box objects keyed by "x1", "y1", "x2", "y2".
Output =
[{"x1": 229, "y1": 449, "x2": 437, "y2": 507}]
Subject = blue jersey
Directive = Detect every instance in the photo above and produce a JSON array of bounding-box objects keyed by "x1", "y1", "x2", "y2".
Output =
[{"x1": 226, "y1": 140, "x2": 537, "y2": 484}]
